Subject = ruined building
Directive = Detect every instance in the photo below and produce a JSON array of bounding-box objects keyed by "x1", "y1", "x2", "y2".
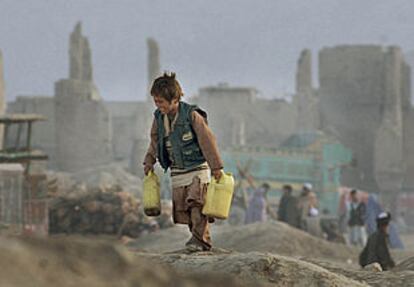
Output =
[
  {"x1": 196, "y1": 45, "x2": 414, "y2": 201},
  {"x1": 316, "y1": 45, "x2": 412, "y2": 199},
  {"x1": 0, "y1": 50, "x2": 5, "y2": 148},
  {"x1": 5, "y1": 23, "x2": 414, "y2": 203},
  {"x1": 193, "y1": 84, "x2": 297, "y2": 148},
  {"x1": 54, "y1": 22, "x2": 112, "y2": 172},
  {"x1": 8, "y1": 23, "x2": 112, "y2": 172}
]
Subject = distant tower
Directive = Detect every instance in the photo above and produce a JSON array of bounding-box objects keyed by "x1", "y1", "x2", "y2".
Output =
[
  {"x1": 294, "y1": 49, "x2": 319, "y2": 131},
  {"x1": 0, "y1": 50, "x2": 5, "y2": 149},
  {"x1": 69, "y1": 22, "x2": 93, "y2": 82},
  {"x1": 147, "y1": 38, "x2": 160, "y2": 102},
  {"x1": 296, "y1": 49, "x2": 312, "y2": 95},
  {"x1": 374, "y1": 46, "x2": 405, "y2": 211}
]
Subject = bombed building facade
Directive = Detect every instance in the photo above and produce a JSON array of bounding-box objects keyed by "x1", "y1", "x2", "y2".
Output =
[{"x1": 4, "y1": 24, "x2": 414, "y2": 205}]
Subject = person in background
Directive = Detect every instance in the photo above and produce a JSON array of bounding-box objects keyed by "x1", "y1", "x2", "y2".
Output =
[
  {"x1": 359, "y1": 212, "x2": 395, "y2": 271},
  {"x1": 245, "y1": 183, "x2": 270, "y2": 224},
  {"x1": 278, "y1": 184, "x2": 300, "y2": 228},
  {"x1": 308, "y1": 191, "x2": 319, "y2": 217},
  {"x1": 297, "y1": 183, "x2": 312, "y2": 230},
  {"x1": 348, "y1": 189, "x2": 367, "y2": 247}
]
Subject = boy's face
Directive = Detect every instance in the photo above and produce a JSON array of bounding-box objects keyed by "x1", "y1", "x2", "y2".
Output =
[{"x1": 153, "y1": 95, "x2": 179, "y2": 114}]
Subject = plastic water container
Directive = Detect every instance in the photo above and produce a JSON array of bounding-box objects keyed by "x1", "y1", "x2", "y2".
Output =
[
  {"x1": 202, "y1": 172, "x2": 234, "y2": 219},
  {"x1": 143, "y1": 171, "x2": 161, "y2": 216}
]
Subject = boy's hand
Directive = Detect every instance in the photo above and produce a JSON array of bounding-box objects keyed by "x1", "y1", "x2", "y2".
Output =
[
  {"x1": 144, "y1": 164, "x2": 154, "y2": 176},
  {"x1": 212, "y1": 169, "x2": 222, "y2": 182}
]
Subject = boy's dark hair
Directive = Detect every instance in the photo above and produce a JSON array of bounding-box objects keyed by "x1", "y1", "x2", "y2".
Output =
[
  {"x1": 350, "y1": 189, "x2": 357, "y2": 195},
  {"x1": 150, "y1": 72, "x2": 184, "y2": 102},
  {"x1": 282, "y1": 184, "x2": 292, "y2": 192}
]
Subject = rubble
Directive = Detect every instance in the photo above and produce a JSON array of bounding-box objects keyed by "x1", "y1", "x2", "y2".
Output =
[
  {"x1": 71, "y1": 164, "x2": 142, "y2": 197},
  {"x1": 46, "y1": 164, "x2": 142, "y2": 197},
  {"x1": 48, "y1": 186, "x2": 152, "y2": 237},
  {"x1": 47, "y1": 165, "x2": 148, "y2": 237}
]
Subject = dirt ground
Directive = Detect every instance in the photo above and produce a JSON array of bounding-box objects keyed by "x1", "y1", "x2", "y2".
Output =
[
  {"x1": 130, "y1": 221, "x2": 360, "y2": 263},
  {"x1": 1, "y1": 222, "x2": 413, "y2": 286},
  {"x1": 401, "y1": 233, "x2": 414, "y2": 251},
  {"x1": 128, "y1": 221, "x2": 414, "y2": 286}
]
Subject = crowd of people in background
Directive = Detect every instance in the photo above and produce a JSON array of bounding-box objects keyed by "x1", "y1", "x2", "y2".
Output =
[
  {"x1": 241, "y1": 182, "x2": 397, "y2": 271},
  {"x1": 244, "y1": 182, "x2": 320, "y2": 231}
]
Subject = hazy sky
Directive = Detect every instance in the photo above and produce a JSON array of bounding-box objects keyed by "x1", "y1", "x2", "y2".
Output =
[{"x1": 1, "y1": 0, "x2": 414, "y2": 102}]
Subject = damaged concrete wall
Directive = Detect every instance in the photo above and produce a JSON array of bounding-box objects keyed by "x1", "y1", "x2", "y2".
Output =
[
  {"x1": 318, "y1": 45, "x2": 411, "y2": 193},
  {"x1": 195, "y1": 85, "x2": 297, "y2": 149},
  {"x1": 401, "y1": 56, "x2": 414, "y2": 191},
  {"x1": 105, "y1": 101, "x2": 142, "y2": 161},
  {"x1": 54, "y1": 23, "x2": 112, "y2": 172},
  {"x1": 0, "y1": 50, "x2": 5, "y2": 149},
  {"x1": 374, "y1": 47, "x2": 405, "y2": 209},
  {"x1": 318, "y1": 45, "x2": 386, "y2": 191},
  {"x1": 55, "y1": 80, "x2": 112, "y2": 172}
]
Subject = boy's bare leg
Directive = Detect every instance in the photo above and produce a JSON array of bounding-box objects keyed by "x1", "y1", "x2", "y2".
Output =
[
  {"x1": 185, "y1": 178, "x2": 212, "y2": 251},
  {"x1": 187, "y1": 206, "x2": 211, "y2": 250}
]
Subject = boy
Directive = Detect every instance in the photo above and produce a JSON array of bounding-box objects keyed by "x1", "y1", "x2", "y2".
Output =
[{"x1": 143, "y1": 72, "x2": 223, "y2": 252}]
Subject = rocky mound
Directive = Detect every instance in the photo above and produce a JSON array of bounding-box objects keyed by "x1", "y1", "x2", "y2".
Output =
[
  {"x1": 128, "y1": 225, "x2": 190, "y2": 251},
  {"x1": 3, "y1": 235, "x2": 412, "y2": 287},
  {"x1": 213, "y1": 221, "x2": 358, "y2": 261},
  {"x1": 303, "y1": 257, "x2": 414, "y2": 287},
  {"x1": 141, "y1": 250, "x2": 368, "y2": 287},
  {"x1": 131, "y1": 221, "x2": 359, "y2": 262},
  {"x1": 0, "y1": 236, "x2": 242, "y2": 287},
  {"x1": 394, "y1": 256, "x2": 414, "y2": 271}
]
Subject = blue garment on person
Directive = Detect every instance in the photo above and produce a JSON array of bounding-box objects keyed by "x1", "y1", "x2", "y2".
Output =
[
  {"x1": 244, "y1": 188, "x2": 267, "y2": 224},
  {"x1": 365, "y1": 194, "x2": 404, "y2": 249}
]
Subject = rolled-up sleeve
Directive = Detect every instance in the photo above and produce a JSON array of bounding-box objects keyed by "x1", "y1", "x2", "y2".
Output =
[
  {"x1": 143, "y1": 118, "x2": 158, "y2": 166},
  {"x1": 191, "y1": 111, "x2": 223, "y2": 171}
]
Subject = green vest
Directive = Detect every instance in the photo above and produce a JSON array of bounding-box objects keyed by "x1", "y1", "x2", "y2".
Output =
[{"x1": 155, "y1": 101, "x2": 207, "y2": 171}]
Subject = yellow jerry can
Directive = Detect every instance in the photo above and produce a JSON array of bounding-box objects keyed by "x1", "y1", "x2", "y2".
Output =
[
  {"x1": 202, "y1": 172, "x2": 234, "y2": 219},
  {"x1": 143, "y1": 171, "x2": 161, "y2": 216}
]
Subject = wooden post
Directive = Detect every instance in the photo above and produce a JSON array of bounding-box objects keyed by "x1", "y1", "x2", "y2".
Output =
[
  {"x1": 2, "y1": 123, "x2": 8, "y2": 150},
  {"x1": 25, "y1": 122, "x2": 32, "y2": 174},
  {"x1": 26, "y1": 122, "x2": 32, "y2": 151},
  {"x1": 15, "y1": 123, "x2": 22, "y2": 151}
]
